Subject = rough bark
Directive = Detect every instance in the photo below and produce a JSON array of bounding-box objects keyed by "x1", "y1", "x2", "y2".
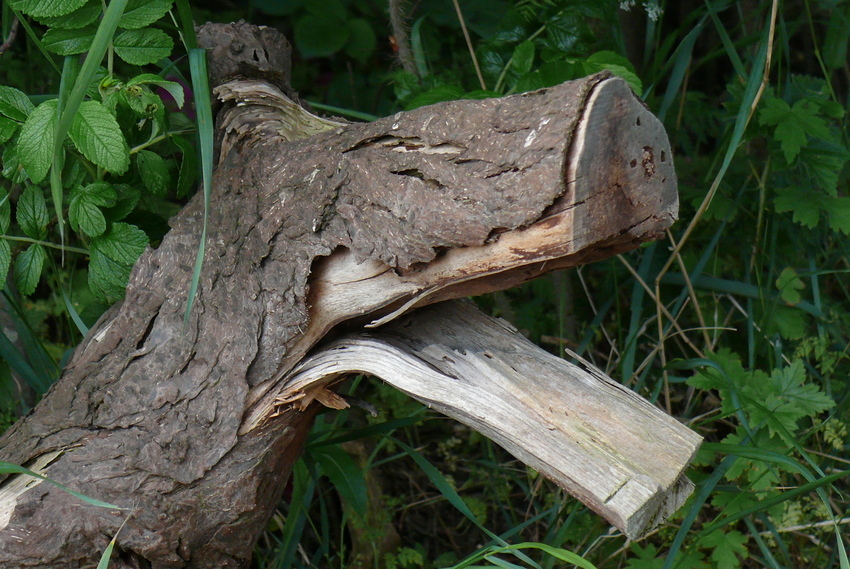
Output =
[{"x1": 0, "y1": 23, "x2": 681, "y2": 568}]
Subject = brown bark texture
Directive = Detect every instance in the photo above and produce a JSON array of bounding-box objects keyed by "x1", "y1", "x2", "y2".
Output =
[{"x1": 0, "y1": 22, "x2": 680, "y2": 568}]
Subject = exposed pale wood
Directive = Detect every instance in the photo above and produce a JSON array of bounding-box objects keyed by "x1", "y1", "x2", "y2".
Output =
[
  {"x1": 0, "y1": 22, "x2": 687, "y2": 568},
  {"x1": 270, "y1": 300, "x2": 701, "y2": 540}
]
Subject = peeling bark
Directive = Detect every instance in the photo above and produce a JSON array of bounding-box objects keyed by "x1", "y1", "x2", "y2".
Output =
[{"x1": 0, "y1": 23, "x2": 683, "y2": 568}]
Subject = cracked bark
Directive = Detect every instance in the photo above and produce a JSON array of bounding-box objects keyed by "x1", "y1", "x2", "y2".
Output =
[{"x1": 0, "y1": 22, "x2": 688, "y2": 568}]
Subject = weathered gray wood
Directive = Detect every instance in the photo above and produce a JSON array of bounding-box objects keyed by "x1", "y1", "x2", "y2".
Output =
[
  {"x1": 0, "y1": 23, "x2": 682, "y2": 568},
  {"x1": 270, "y1": 300, "x2": 701, "y2": 540}
]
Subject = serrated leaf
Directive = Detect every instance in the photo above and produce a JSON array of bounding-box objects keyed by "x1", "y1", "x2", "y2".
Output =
[
  {"x1": 69, "y1": 195, "x2": 107, "y2": 237},
  {"x1": 0, "y1": 85, "x2": 35, "y2": 122},
  {"x1": 91, "y1": 222, "x2": 148, "y2": 265},
  {"x1": 798, "y1": 142, "x2": 849, "y2": 196},
  {"x1": 0, "y1": 188, "x2": 10, "y2": 233},
  {"x1": 113, "y1": 29, "x2": 174, "y2": 66},
  {"x1": 35, "y1": 0, "x2": 101, "y2": 29},
  {"x1": 703, "y1": 530, "x2": 747, "y2": 569},
  {"x1": 69, "y1": 101, "x2": 130, "y2": 174},
  {"x1": 79, "y1": 181, "x2": 117, "y2": 207},
  {"x1": 42, "y1": 27, "x2": 97, "y2": 56},
  {"x1": 0, "y1": 239, "x2": 10, "y2": 286},
  {"x1": 136, "y1": 150, "x2": 170, "y2": 196},
  {"x1": 7, "y1": 0, "x2": 88, "y2": 18},
  {"x1": 768, "y1": 305, "x2": 808, "y2": 340},
  {"x1": 17, "y1": 186, "x2": 49, "y2": 240},
  {"x1": 2, "y1": 145, "x2": 27, "y2": 184},
  {"x1": 126, "y1": 74, "x2": 184, "y2": 109},
  {"x1": 0, "y1": 117, "x2": 17, "y2": 144},
  {"x1": 104, "y1": 183, "x2": 140, "y2": 221},
  {"x1": 826, "y1": 196, "x2": 850, "y2": 234},
  {"x1": 17, "y1": 99, "x2": 58, "y2": 184},
  {"x1": 294, "y1": 14, "x2": 350, "y2": 57},
  {"x1": 119, "y1": 0, "x2": 173, "y2": 29},
  {"x1": 750, "y1": 360, "x2": 835, "y2": 436},
  {"x1": 88, "y1": 222, "x2": 148, "y2": 301},
  {"x1": 774, "y1": 189, "x2": 823, "y2": 229},
  {"x1": 775, "y1": 267, "x2": 804, "y2": 305},
  {"x1": 512, "y1": 41, "x2": 535, "y2": 76},
  {"x1": 14, "y1": 243, "x2": 46, "y2": 296}
]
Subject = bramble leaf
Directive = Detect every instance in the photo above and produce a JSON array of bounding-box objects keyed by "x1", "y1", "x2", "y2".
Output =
[
  {"x1": 34, "y1": 0, "x2": 100, "y2": 29},
  {"x1": 0, "y1": 188, "x2": 10, "y2": 233},
  {"x1": 70, "y1": 196, "x2": 107, "y2": 237},
  {"x1": 17, "y1": 99, "x2": 58, "y2": 184},
  {"x1": 0, "y1": 85, "x2": 35, "y2": 122},
  {"x1": 0, "y1": 117, "x2": 17, "y2": 144},
  {"x1": 0, "y1": 239, "x2": 10, "y2": 286},
  {"x1": 14, "y1": 244, "x2": 46, "y2": 296},
  {"x1": 7, "y1": 0, "x2": 87, "y2": 19},
  {"x1": 119, "y1": 0, "x2": 173, "y2": 29},
  {"x1": 69, "y1": 101, "x2": 130, "y2": 174},
  {"x1": 17, "y1": 186, "x2": 49, "y2": 240},
  {"x1": 89, "y1": 222, "x2": 149, "y2": 301},
  {"x1": 42, "y1": 27, "x2": 96, "y2": 55},
  {"x1": 136, "y1": 150, "x2": 170, "y2": 196},
  {"x1": 512, "y1": 41, "x2": 535, "y2": 75},
  {"x1": 344, "y1": 18, "x2": 376, "y2": 63},
  {"x1": 113, "y1": 29, "x2": 174, "y2": 65}
]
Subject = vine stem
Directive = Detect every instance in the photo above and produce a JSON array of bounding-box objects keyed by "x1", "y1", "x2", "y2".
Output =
[{"x1": 2, "y1": 235, "x2": 89, "y2": 255}]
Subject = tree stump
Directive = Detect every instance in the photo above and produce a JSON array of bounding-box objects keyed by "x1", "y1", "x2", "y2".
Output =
[{"x1": 0, "y1": 22, "x2": 696, "y2": 568}]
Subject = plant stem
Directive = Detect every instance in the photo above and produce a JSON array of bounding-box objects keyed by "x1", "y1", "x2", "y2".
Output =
[{"x1": 2, "y1": 235, "x2": 89, "y2": 255}]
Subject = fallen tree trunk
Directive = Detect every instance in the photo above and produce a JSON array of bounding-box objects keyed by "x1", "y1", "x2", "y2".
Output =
[{"x1": 0, "y1": 22, "x2": 688, "y2": 568}]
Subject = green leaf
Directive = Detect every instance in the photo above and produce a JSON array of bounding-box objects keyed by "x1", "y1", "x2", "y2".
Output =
[
  {"x1": 774, "y1": 188, "x2": 823, "y2": 229},
  {"x1": 512, "y1": 41, "x2": 536, "y2": 76},
  {"x1": 7, "y1": 0, "x2": 88, "y2": 18},
  {"x1": 294, "y1": 14, "x2": 350, "y2": 57},
  {"x1": 702, "y1": 530, "x2": 748, "y2": 569},
  {"x1": 17, "y1": 186, "x2": 49, "y2": 240},
  {"x1": 0, "y1": 85, "x2": 35, "y2": 122},
  {"x1": 68, "y1": 101, "x2": 130, "y2": 174},
  {"x1": 768, "y1": 305, "x2": 808, "y2": 340},
  {"x1": 0, "y1": 240, "x2": 10, "y2": 286},
  {"x1": 35, "y1": 0, "x2": 101, "y2": 29},
  {"x1": 0, "y1": 188, "x2": 10, "y2": 233},
  {"x1": 104, "y1": 183, "x2": 140, "y2": 221},
  {"x1": 775, "y1": 267, "x2": 804, "y2": 305},
  {"x1": 42, "y1": 26, "x2": 96, "y2": 55},
  {"x1": 69, "y1": 196, "x2": 106, "y2": 237},
  {"x1": 826, "y1": 196, "x2": 850, "y2": 234},
  {"x1": 119, "y1": 0, "x2": 173, "y2": 29},
  {"x1": 14, "y1": 244, "x2": 46, "y2": 296},
  {"x1": 89, "y1": 222, "x2": 148, "y2": 301},
  {"x1": 798, "y1": 143, "x2": 849, "y2": 196},
  {"x1": 113, "y1": 29, "x2": 174, "y2": 65},
  {"x1": 136, "y1": 150, "x2": 170, "y2": 196},
  {"x1": 311, "y1": 446, "x2": 368, "y2": 516},
  {"x1": 69, "y1": 181, "x2": 116, "y2": 237},
  {"x1": 17, "y1": 99, "x2": 58, "y2": 184},
  {"x1": 759, "y1": 96, "x2": 830, "y2": 164},
  {"x1": 344, "y1": 18, "x2": 376, "y2": 63},
  {"x1": 126, "y1": 74, "x2": 184, "y2": 108},
  {"x1": 0, "y1": 117, "x2": 17, "y2": 144},
  {"x1": 750, "y1": 360, "x2": 835, "y2": 436}
]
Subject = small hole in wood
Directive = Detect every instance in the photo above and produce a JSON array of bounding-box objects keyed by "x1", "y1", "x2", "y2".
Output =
[
  {"x1": 630, "y1": 159, "x2": 637, "y2": 168},
  {"x1": 636, "y1": 117, "x2": 641, "y2": 126},
  {"x1": 660, "y1": 150, "x2": 667, "y2": 162}
]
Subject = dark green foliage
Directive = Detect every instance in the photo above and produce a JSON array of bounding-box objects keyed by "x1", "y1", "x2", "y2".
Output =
[{"x1": 1, "y1": 1, "x2": 849, "y2": 568}]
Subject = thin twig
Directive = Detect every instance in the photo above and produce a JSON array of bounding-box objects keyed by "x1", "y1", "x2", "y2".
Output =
[
  {"x1": 452, "y1": 0, "x2": 487, "y2": 90},
  {"x1": 0, "y1": 15, "x2": 19, "y2": 56}
]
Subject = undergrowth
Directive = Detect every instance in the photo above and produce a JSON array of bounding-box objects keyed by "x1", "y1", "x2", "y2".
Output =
[{"x1": 0, "y1": 0, "x2": 848, "y2": 568}]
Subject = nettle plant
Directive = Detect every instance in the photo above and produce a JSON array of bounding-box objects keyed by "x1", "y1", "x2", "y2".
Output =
[{"x1": 0, "y1": 0, "x2": 196, "y2": 308}]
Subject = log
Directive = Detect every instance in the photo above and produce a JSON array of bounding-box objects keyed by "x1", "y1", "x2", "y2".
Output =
[
  {"x1": 0, "y1": 22, "x2": 688, "y2": 568},
  {"x1": 278, "y1": 300, "x2": 701, "y2": 540}
]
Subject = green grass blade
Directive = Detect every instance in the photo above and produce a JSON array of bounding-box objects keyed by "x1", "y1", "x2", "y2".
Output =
[
  {"x1": 0, "y1": 461, "x2": 125, "y2": 510},
  {"x1": 173, "y1": 0, "x2": 198, "y2": 50},
  {"x1": 183, "y1": 47, "x2": 213, "y2": 326},
  {"x1": 61, "y1": 289, "x2": 89, "y2": 336},
  {"x1": 656, "y1": 16, "x2": 707, "y2": 120},
  {"x1": 7, "y1": 7, "x2": 62, "y2": 75}
]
